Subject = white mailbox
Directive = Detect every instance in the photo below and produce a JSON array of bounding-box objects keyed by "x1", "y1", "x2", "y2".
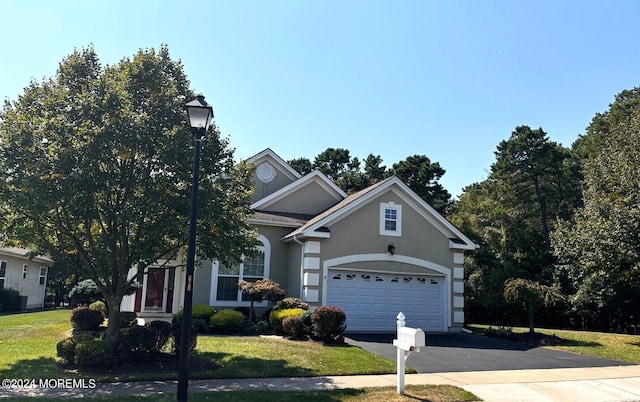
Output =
[{"x1": 393, "y1": 327, "x2": 426, "y2": 352}]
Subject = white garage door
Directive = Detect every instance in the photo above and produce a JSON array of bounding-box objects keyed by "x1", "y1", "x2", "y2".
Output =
[{"x1": 326, "y1": 270, "x2": 445, "y2": 332}]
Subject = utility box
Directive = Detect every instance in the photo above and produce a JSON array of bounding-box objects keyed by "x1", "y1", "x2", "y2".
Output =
[{"x1": 394, "y1": 327, "x2": 426, "y2": 351}]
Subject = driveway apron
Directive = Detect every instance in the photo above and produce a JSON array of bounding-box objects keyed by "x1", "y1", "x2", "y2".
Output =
[{"x1": 345, "y1": 333, "x2": 633, "y2": 373}]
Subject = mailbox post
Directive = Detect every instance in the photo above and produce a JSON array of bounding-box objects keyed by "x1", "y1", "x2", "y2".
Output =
[{"x1": 392, "y1": 312, "x2": 426, "y2": 395}]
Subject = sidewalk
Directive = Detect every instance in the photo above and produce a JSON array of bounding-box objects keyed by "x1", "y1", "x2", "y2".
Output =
[{"x1": 2, "y1": 365, "x2": 640, "y2": 401}]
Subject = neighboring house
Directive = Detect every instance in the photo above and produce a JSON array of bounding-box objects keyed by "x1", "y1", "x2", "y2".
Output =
[
  {"x1": 0, "y1": 247, "x2": 52, "y2": 309},
  {"x1": 122, "y1": 149, "x2": 477, "y2": 332}
]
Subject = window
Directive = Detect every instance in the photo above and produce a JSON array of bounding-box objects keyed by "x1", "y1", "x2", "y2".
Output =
[
  {"x1": 39, "y1": 267, "x2": 47, "y2": 286},
  {"x1": 0, "y1": 261, "x2": 6, "y2": 288},
  {"x1": 379, "y1": 202, "x2": 402, "y2": 236},
  {"x1": 22, "y1": 264, "x2": 28, "y2": 280},
  {"x1": 214, "y1": 237, "x2": 270, "y2": 304}
]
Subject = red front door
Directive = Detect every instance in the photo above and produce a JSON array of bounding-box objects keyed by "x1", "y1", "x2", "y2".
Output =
[{"x1": 144, "y1": 268, "x2": 165, "y2": 311}]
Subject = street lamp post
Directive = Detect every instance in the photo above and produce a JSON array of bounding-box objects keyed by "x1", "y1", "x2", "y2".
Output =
[{"x1": 177, "y1": 95, "x2": 214, "y2": 402}]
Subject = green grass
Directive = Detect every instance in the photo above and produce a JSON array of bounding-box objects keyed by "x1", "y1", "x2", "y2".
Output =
[
  {"x1": 195, "y1": 336, "x2": 399, "y2": 379},
  {"x1": 8, "y1": 385, "x2": 480, "y2": 401},
  {"x1": 0, "y1": 309, "x2": 71, "y2": 379},
  {"x1": 0, "y1": 309, "x2": 399, "y2": 382},
  {"x1": 468, "y1": 324, "x2": 640, "y2": 364}
]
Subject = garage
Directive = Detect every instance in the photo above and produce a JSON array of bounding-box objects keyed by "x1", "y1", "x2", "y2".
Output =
[{"x1": 326, "y1": 269, "x2": 446, "y2": 332}]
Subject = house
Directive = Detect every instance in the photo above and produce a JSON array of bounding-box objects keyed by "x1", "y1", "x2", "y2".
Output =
[
  {"x1": 0, "y1": 247, "x2": 52, "y2": 310},
  {"x1": 122, "y1": 149, "x2": 476, "y2": 332}
]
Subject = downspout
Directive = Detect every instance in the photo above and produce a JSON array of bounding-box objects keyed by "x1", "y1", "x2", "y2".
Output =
[{"x1": 293, "y1": 234, "x2": 304, "y2": 300}]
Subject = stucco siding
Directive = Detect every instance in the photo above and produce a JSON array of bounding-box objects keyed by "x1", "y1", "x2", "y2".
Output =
[
  {"x1": 256, "y1": 225, "x2": 292, "y2": 292},
  {"x1": 287, "y1": 243, "x2": 302, "y2": 299},
  {"x1": 193, "y1": 261, "x2": 213, "y2": 306},
  {"x1": 320, "y1": 191, "x2": 454, "y2": 269},
  {"x1": 251, "y1": 166, "x2": 296, "y2": 203},
  {"x1": 262, "y1": 181, "x2": 341, "y2": 216}
]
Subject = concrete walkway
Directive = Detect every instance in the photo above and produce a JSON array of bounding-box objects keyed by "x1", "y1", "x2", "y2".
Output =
[{"x1": 2, "y1": 365, "x2": 640, "y2": 401}]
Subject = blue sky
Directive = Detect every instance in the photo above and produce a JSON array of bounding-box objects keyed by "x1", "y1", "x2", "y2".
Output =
[{"x1": 1, "y1": 1, "x2": 639, "y2": 197}]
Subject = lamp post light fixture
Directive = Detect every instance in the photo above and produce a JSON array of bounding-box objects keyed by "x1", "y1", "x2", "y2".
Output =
[{"x1": 177, "y1": 95, "x2": 214, "y2": 402}]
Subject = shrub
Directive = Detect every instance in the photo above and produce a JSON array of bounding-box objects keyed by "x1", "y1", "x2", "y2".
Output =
[
  {"x1": 174, "y1": 304, "x2": 216, "y2": 322},
  {"x1": 274, "y1": 297, "x2": 309, "y2": 311},
  {"x1": 300, "y1": 309, "x2": 313, "y2": 334},
  {"x1": 89, "y1": 300, "x2": 108, "y2": 319},
  {"x1": 71, "y1": 306, "x2": 104, "y2": 331},
  {"x1": 282, "y1": 316, "x2": 306, "y2": 339},
  {"x1": 120, "y1": 311, "x2": 138, "y2": 327},
  {"x1": 269, "y1": 308, "x2": 305, "y2": 333},
  {"x1": 0, "y1": 288, "x2": 20, "y2": 312},
  {"x1": 210, "y1": 310, "x2": 245, "y2": 333},
  {"x1": 56, "y1": 334, "x2": 95, "y2": 365},
  {"x1": 255, "y1": 320, "x2": 270, "y2": 334},
  {"x1": 485, "y1": 326, "x2": 513, "y2": 338},
  {"x1": 311, "y1": 306, "x2": 346, "y2": 343},
  {"x1": 69, "y1": 279, "x2": 102, "y2": 305},
  {"x1": 146, "y1": 321, "x2": 172, "y2": 352},
  {"x1": 120, "y1": 325, "x2": 155, "y2": 360},
  {"x1": 75, "y1": 338, "x2": 113, "y2": 367},
  {"x1": 56, "y1": 338, "x2": 77, "y2": 364},
  {"x1": 171, "y1": 322, "x2": 198, "y2": 354}
]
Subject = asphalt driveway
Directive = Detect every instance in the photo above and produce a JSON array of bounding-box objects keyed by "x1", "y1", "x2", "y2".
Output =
[{"x1": 346, "y1": 332, "x2": 632, "y2": 373}]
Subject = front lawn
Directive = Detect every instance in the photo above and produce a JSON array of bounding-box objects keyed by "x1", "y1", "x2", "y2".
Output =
[
  {"x1": 468, "y1": 324, "x2": 640, "y2": 364},
  {"x1": 0, "y1": 309, "x2": 398, "y2": 382}
]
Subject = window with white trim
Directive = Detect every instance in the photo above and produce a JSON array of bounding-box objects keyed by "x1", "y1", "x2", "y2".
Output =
[
  {"x1": 380, "y1": 202, "x2": 402, "y2": 236},
  {"x1": 22, "y1": 264, "x2": 28, "y2": 280},
  {"x1": 0, "y1": 261, "x2": 6, "y2": 288},
  {"x1": 39, "y1": 267, "x2": 47, "y2": 286},
  {"x1": 214, "y1": 238, "x2": 270, "y2": 304}
]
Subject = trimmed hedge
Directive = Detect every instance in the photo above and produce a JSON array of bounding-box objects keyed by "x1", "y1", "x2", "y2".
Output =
[
  {"x1": 75, "y1": 338, "x2": 113, "y2": 367},
  {"x1": 0, "y1": 288, "x2": 20, "y2": 312},
  {"x1": 311, "y1": 306, "x2": 347, "y2": 343},
  {"x1": 282, "y1": 316, "x2": 305, "y2": 339},
  {"x1": 269, "y1": 308, "x2": 305, "y2": 333},
  {"x1": 70, "y1": 307, "x2": 104, "y2": 331},
  {"x1": 174, "y1": 304, "x2": 216, "y2": 322},
  {"x1": 274, "y1": 297, "x2": 309, "y2": 311},
  {"x1": 210, "y1": 310, "x2": 245, "y2": 333}
]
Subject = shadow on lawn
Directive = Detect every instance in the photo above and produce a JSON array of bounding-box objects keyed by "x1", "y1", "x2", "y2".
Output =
[
  {"x1": 560, "y1": 339, "x2": 603, "y2": 347},
  {"x1": 0, "y1": 351, "x2": 314, "y2": 383},
  {"x1": 195, "y1": 351, "x2": 315, "y2": 379},
  {"x1": 0, "y1": 357, "x2": 69, "y2": 380}
]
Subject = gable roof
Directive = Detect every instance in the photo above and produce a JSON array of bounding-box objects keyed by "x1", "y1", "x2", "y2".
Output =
[
  {"x1": 246, "y1": 148, "x2": 301, "y2": 181},
  {"x1": 0, "y1": 247, "x2": 54, "y2": 264},
  {"x1": 283, "y1": 176, "x2": 477, "y2": 250},
  {"x1": 250, "y1": 170, "x2": 347, "y2": 211}
]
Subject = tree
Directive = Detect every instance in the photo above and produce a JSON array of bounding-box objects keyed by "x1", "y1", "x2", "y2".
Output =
[
  {"x1": 313, "y1": 148, "x2": 355, "y2": 181},
  {"x1": 391, "y1": 155, "x2": 451, "y2": 215},
  {"x1": 46, "y1": 260, "x2": 83, "y2": 306},
  {"x1": 552, "y1": 112, "x2": 640, "y2": 332},
  {"x1": 503, "y1": 278, "x2": 565, "y2": 334},
  {"x1": 363, "y1": 154, "x2": 387, "y2": 182},
  {"x1": 287, "y1": 157, "x2": 313, "y2": 176},
  {"x1": 0, "y1": 45, "x2": 258, "y2": 346},
  {"x1": 449, "y1": 126, "x2": 581, "y2": 326},
  {"x1": 573, "y1": 87, "x2": 640, "y2": 161},
  {"x1": 238, "y1": 279, "x2": 285, "y2": 321}
]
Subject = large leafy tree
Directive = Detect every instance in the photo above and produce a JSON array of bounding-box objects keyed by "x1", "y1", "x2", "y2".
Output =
[
  {"x1": 552, "y1": 112, "x2": 640, "y2": 332},
  {"x1": 0, "y1": 45, "x2": 258, "y2": 345}
]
